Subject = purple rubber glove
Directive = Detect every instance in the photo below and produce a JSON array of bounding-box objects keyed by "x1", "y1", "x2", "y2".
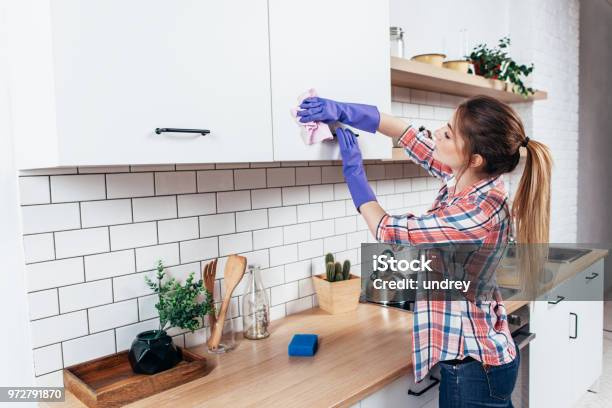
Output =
[
  {"x1": 336, "y1": 128, "x2": 377, "y2": 212},
  {"x1": 297, "y1": 97, "x2": 380, "y2": 134}
]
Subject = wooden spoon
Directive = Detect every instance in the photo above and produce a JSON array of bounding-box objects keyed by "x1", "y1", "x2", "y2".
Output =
[{"x1": 208, "y1": 254, "x2": 247, "y2": 350}]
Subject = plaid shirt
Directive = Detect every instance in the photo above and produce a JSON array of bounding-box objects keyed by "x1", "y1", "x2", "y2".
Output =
[{"x1": 376, "y1": 126, "x2": 517, "y2": 382}]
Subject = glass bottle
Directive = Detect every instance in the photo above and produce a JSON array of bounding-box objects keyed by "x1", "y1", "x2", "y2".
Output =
[
  {"x1": 241, "y1": 264, "x2": 270, "y2": 340},
  {"x1": 389, "y1": 26, "x2": 405, "y2": 58}
]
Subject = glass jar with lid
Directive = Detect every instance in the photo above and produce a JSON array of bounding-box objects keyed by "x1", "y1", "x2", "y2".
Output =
[{"x1": 389, "y1": 26, "x2": 405, "y2": 58}]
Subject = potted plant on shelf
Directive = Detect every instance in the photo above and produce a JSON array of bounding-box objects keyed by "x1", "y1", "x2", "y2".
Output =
[
  {"x1": 312, "y1": 253, "x2": 361, "y2": 314},
  {"x1": 467, "y1": 36, "x2": 535, "y2": 97},
  {"x1": 128, "y1": 260, "x2": 214, "y2": 375}
]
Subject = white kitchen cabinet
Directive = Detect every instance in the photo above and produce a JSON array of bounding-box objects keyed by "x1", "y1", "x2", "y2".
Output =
[
  {"x1": 7, "y1": 0, "x2": 273, "y2": 168},
  {"x1": 568, "y1": 261, "x2": 604, "y2": 404},
  {"x1": 268, "y1": 0, "x2": 392, "y2": 161},
  {"x1": 529, "y1": 259, "x2": 605, "y2": 408}
]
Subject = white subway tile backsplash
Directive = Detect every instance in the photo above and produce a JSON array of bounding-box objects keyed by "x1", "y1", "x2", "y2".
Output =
[
  {"x1": 333, "y1": 183, "x2": 351, "y2": 200},
  {"x1": 310, "y1": 220, "x2": 335, "y2": 239},
  {"x1": 51, "y1": 175, "x2": 106, "y2": 203},
  {"x1": 271, "y1": 281, "x2": 299, "y2": 306},
  {"x1": 21, "y1": 203, "x2": 80, "y2": 234},
  {"x1": 85, "y1": 250, "x2": 136, "y2": 280},
  {"x1": 55, "y1": 227, "x2": 110, "y2": 258},
  {"x1": 270, "y1": 244, "x2": 298, "y2": 267},
  {"x1": 200, "y1": 213, "x2": 236, "y2": 237},
  {"x1": 335, "y1": 216, "x2": 357, "y2": 234},
  {"x1": 219, "y1": 232, "x2": 252, "y2": 256},
  {"x1": 236, "y1": 209, "x2": 268, "y2": 232},
  {"x1": 113, "y1": 271, "x2": 155, "y2": 302},
  {"x1": 309, "y1": 184, "x2": 334, "y2": 202},
  {"x1": 283, "y1": 223, "x2": 310, "y2": 244},
  {"x1": 180, "y1": 237, "x2": 218, "y2": 263},
  {"x1": 197, "y1": 170, "x2": 234, "y2": 192},
  {"x1": 251, "y1": 188, "x2": 282, "y2": 209},
  {"x1": 28, "y1": 289, "x2": 59, "y2": 320},
  {"x1": 269, "y1": 206, "x2": 297, "y2": 227},
  {"x1": 260, "y1": 266, "x2": 285, "y2": 288},
  {"x1": 110, "y1": 222, "x2": 157, "y2": 251},
  {"x1": 234, "y1": 169, "x2": 267, "y2": 190},
  {"x1": 297, "y1": 203, "x2": 322, "y2": 223},
  {"x1": 267, "y1": 168, "x2": 295, "y2": 187},
  {"x1": 33, "y1": 344, "x2": 63, "y2": 376},
  {"x1": 35, "y1": 370, "x2": 64, "y2": 387},
  {"x1": 138, "y1": 295, "x2": 158, "y2": 321},
  {"x1": 78, "y1": 165, "x2": 130, "y2": 174},
  {"x1": 155, "y1": 171, "x2": 196, "y2": 195},
  {"x1": 19, "y1": 176, "x2": 50, "y2": 205},
  {"x1": 296, "y1": 167, "x2": 322, "y2": 185},
  {"x1": 298, "y1": 239, "x2": 323, "y2": 260},
  {"x1": 285, "y1": 259, "x2": 312, "y2": 282},
  {"x1": 81, "y1": 199, "x2": 132, "y2": 227},
  {"x1": 106, "y1": 173, "x2": 154, "y2": 199},
  {"x1": 321, "y1": 166, "x2": 343, "y2": 183},
  {"x1": 135, "y1": 243, "x2": 179, "y2": 272},
  {"x1": 324, "y1": 235, "x2": 347, "y2": 254},
  {"x1": 22, "y1": 233, "x2": 55, "y2": 263},
  {"x1": 26, "y1": 257, "x2": 84, "y2": 292},
  {"x1": 158, "y1": 217, "x2": 199, "y2": 244},
  {"x1": 253, "y1": 227, "x2": 284, "y2": 250},
  {"x1": 217, "y1": 190, "x2": 251, "y2": 213},
  {"x1": 132, "y1": 196, "x2": 177, "y2": 222},
  {"x1": 62, "y1": 330, "x2": 116, "y2": 366},
  {"x1": 298, "y1": 278, "x2": 315, "y2": 297},
  {"x1": 59, "y1": 280, "x2": 113, "y2": 313},
  {"x1": 131, "y1": 165, "x2": 175, "y2": 172},
  {"x1": 30, "y1": 311, "x2": 88, "y2": 348},
  {"x1": 282, "y1": 186, "x2": 309, "y2": 206},
  {"x1": 286, "y1": 296, "x2": 312, "y2": 315},
  {"x1": 88, "y1": 299, "x2": 138, "y2": 333},
  {"x1": 177, "y1": 193, "x2": 216, "y2": 217},
  {"x1": 323, "y1": 201, "x2": 345, "y2": 219}
]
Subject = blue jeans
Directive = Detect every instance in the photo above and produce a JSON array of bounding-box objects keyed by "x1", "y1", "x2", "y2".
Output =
[{"x1": 438, "y1": 344, "x2": 520, "y2": 408}]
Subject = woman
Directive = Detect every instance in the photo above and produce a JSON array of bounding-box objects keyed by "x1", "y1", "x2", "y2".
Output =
[{"x1": 297, "y1": 95, "x2": 552, "y2": 407}]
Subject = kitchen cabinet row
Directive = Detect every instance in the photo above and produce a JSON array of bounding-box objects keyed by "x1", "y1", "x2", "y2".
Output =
[{"x1": 6, "y1": 0, "x2": 391, "y2": 169}]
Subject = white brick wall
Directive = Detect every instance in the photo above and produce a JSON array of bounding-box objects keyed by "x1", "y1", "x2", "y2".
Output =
[{"x1": 20, "y1": 139, "x2": 445, "y2": 384}]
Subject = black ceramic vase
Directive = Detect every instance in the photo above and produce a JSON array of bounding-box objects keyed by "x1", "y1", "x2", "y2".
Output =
[{"x1": 128, "y1": 330, "x2": 182, "y2": 374}]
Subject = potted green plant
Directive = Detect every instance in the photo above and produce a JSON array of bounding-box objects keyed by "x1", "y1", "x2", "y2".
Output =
[
  {"x1": 467, "y1": 36, "x2": 535, "y2": 97},
  {"x1": 128, "y1": 260, "x2": 214, "y2": 375},
  {"x1": 312, "y1": 253, "x2": 361, "y2": 314}
]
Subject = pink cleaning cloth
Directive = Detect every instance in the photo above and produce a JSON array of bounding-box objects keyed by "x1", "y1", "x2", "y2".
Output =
[{"x1": 290, "y1": 88, "x2": 334, "y2": 145}]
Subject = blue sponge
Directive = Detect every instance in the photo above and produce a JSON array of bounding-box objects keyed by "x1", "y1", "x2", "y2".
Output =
[{"x1": 288, "y1": 334, "x2": 318, "y2": 357}]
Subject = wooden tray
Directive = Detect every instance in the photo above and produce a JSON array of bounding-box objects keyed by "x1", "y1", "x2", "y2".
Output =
[{"x1": 63, "y1": 348, "x2": 208, "y2": 408}]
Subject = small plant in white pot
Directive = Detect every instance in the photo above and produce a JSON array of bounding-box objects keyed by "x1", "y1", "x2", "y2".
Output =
[{"x1": 312, "y1": 253, "x2": 361, "y2": 314}]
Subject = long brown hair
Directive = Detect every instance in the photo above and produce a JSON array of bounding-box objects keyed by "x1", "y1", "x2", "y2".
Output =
[{"x1": 452, "y1": 95, "x2": 553, "y2": 244}]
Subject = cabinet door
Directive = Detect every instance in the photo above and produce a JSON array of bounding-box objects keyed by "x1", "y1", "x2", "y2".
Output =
[
  {"x1": 13, "y1": 0, "x2": 273, "y2": 167},
  {"x1": 569, "y1": 261, "x2": 604, "y2": 404},
  {"x1": 529, "y1": 296, "x2": 572, "y2": 408},
  {"x1": 268, "y1": 0, "x2": 391, "y2": 161}
]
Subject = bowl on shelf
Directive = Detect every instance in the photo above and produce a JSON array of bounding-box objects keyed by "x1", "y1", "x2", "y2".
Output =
[
  {"x1": 442, "y1": 59, "x2": 471, "y2": 74},
  {"x1": 411, "y1": 53, "x2": 446, "y2": 67}
]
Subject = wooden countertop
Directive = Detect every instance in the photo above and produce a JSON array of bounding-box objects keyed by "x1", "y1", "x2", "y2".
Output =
[{"x1": 48, "y1": 249, "x2": 608, "y2": 408}]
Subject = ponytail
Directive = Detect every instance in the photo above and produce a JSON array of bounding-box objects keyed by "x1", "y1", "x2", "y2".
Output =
[{"x1": 512, "y1": 140, "x2": 553, "y2": 244}]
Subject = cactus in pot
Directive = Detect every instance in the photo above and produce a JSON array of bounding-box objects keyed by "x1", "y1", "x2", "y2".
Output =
[
  {"x1": 323, "y1": 253, "x2": 353, "y2": 282},
  {"x1": 342, "y1": 260, "x2": 351, "y2": 280},
  {"x1": 326, "y1": 261, "x2": 336, "y2": 282},
  {"x1": 334, "y1": 262, "x2": 343, "y2": 281}
]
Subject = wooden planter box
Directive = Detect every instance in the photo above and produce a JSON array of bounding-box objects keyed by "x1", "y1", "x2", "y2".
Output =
[
  {"x1": 63, "y1": 348, "x2": 207, "y2": 408},
  {"x1": 312, "y1": 273, "x2": 361, "y2": 314}
]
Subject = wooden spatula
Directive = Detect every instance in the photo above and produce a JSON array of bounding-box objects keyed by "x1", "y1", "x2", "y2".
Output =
[{"x1": 207, "y1": 254, "x2": 247, "y2": 350}]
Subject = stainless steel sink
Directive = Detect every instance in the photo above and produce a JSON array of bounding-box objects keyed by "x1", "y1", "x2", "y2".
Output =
[{"x1": 547, "y1": 247, "x2": 591, "y2": 263}]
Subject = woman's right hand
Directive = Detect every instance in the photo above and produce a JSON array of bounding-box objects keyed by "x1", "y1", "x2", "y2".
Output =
[
  {"x1": 296, "y1": 96, "x2": 381, "y2": 134},
  {"x1": 296, "y1": 97, "x2": 343, "y2": 124}
]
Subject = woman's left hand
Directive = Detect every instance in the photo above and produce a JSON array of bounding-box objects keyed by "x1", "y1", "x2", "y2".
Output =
[{"x1": 336, "y1": 128, "x2": 376, "y2": 211}]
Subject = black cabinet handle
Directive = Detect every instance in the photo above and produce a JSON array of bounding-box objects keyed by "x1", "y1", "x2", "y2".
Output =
[
  {"x1": 569, "y1": 312, "x2": 578, "y2": 339},
  {"x1": 585, "y1": 272, "x2": 599, "y2": 280},
  {"x1": 155, "y1": 128, "x2": 210, "y2": 136},
  {"x1": 408, "y1": 375, "x2": 440, "y2": 396},
  {"x1": 548, "y1": 295, "x2": 565, "y2": 305}
]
